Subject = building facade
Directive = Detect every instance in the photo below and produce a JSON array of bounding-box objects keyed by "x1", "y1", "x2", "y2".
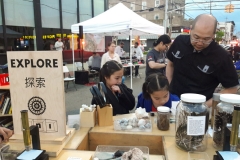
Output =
[
  {"x1": 218, "y1": 21, "x2": 235, "y2": 44},
  {"x1": 0, "y1": 0, "x2": 107, "y2": 64}
]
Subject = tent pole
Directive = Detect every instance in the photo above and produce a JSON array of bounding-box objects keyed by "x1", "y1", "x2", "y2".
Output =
[
  {"x1": 72, "y1": 34, "x2": 75, "y2": 77},
  {"x1": 130, "y1": 28, "x2": 132, "y2": 89}
]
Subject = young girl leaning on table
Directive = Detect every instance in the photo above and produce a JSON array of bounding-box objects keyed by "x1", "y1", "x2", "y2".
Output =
[
  {"x1": 136, "y1": 73, "x2": 180, "y2": 112},
  {"x1": 92, "y1": 60, "x2": 135, "y2": 116}
]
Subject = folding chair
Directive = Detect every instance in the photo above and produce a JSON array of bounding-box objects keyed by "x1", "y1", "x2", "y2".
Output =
[
  {"x1": 75, "y1": 62, "x2": 82, "y2": 71},
  {"x1": 63, "y1": 66, "x2": 77, "y2": 92}
]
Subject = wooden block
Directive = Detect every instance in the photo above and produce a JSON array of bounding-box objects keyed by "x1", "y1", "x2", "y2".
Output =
[
  {"x1": 97, "y1": 105, "x2": 113, "y2": 127},
  {"x1": 89, "y1": 132, "x2": 163, "y2": 155},
  {"x1": 63, "y1": 127, "x2": 90, "y2": 150},
  {"x1": 10, "y1": 128, "x2": 75, "y2": 145},
  {"x1": 80, "y1": 108, "x2": 96, "y2": 127},
  {"x1": 9, "y1": 128, "x2": 76, "y2": 157}
]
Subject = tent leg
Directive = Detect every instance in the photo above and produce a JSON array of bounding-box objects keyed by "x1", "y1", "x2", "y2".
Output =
[
  {"x1": 130, "y1": 28, "x2": 133, "y2": 89},
  {"x1": 72, "y1": 34, "x2": 75, "y2": 78}
]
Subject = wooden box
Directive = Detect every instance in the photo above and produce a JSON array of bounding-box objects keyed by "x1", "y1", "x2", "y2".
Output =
[
  {"x1": 97, "y1": 105, "x2": 113, "y2": 126},
  {"x1": 80, "y1": 108, "x2": 96, "y2": 127}
]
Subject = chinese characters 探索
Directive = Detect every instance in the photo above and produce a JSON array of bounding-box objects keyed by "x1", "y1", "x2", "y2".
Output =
[{"x1": 25, "y1": 77, "x2": 45, "y2": 88}]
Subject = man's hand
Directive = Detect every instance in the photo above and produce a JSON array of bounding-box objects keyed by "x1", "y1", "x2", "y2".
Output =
[{"x1": 0, "y1": 127, "x2": 13, "y2": 143}]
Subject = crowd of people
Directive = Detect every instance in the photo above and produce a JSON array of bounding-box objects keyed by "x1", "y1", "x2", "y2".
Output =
[{"x1": 90, "y1": 13, "x2": 239, "y2": 116}]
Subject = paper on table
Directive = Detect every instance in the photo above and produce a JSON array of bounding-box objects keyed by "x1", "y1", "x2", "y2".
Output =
[
  {"x1": 17, "y1": 150, "x2": 43, "y2": 160},
  {"x1": 171, "y1": 101, "x2": 179, "y2": 116},
  {"x1": 67, "y1": 114, "x2": 80, "y2": 129},
  {"x1": 218, "y1": 151, "x2": 239, "y2": 160}
]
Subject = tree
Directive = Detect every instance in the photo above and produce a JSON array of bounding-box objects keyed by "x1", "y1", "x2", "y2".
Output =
[{"x1": 215, "y1": 31, "x2": 224, "y2": 42}]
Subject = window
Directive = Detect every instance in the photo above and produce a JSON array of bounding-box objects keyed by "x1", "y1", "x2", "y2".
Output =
[
  {"x1": 154, "y1": 14, "x2": 159, "y2": 20},
  {"x1": 94, "y1": 0, "x2": 105, "y2": 17},
  {"x1": 62, "y1": 0, "x2": 77, "y2": 29},
  {"x1": 155, "y1": 0, "x2": 160, "y2": 7},
  {"x1": 79, "y1": 1, "x2": 92, "y2": 22},
  {"x1": 41, "y1": 0, "x2": 59, "y2": 28},
  {"x1": 142, "y1": 2, "x2": 147, "y2": 10},
  {"x1": 130, "y1": 2, "x2": 135, "y2": 11}
]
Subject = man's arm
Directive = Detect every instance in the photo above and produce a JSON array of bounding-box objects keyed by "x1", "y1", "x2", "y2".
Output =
[
  {"x1": 148, "y1": 61, "x2": 166, "y2": 69},
  {"x1": 166, "y1": 60, "x2": 174, "y2": 83},
  {"x1": 139, "y1": 47, "x2": 143, "y2": 59},
  {"x1": 205, "y1": 86, "x2": 238, "y2": 107}
]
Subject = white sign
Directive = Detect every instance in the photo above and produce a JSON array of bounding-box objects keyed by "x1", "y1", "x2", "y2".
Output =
[
  {"x1": 7, "y1": 51, "x2": 66, "y2": 137},
  {"x1": 187, "y1": 116, "x2": 206, "y2": 136}
]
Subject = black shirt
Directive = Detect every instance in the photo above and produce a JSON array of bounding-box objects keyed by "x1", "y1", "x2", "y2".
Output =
[
  {"x1": 145, "y1": 49, "x2": 166, "y2": 78},
  {"x1": 167, "y1": 35, "x2": 239, "y2": 100},
  {"x1": 92, "y1": 84, "x2": 135, "y2": 116}
]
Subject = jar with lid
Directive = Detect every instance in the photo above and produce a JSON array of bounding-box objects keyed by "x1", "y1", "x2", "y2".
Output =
[
  {"x1": 211, "y1": 93, "x2": 221, "y2": 129},
  {"x1": 157, "y1": 106, "x2": 170, "y2": 131},
  {"x1": 213, "y1": 94, "x2": 240, "y2": 150},
  {"x1": 175, "y1": 93, "x2": 209, "y2": 152}
]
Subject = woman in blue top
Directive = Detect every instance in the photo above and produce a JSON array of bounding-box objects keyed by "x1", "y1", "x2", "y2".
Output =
[{"x1": 137, "y1": 73, "x2": 179, "y2": 112}]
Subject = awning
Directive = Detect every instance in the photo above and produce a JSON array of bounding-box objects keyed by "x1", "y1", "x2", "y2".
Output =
[
  {"x1": 118, "y1": 35, "x2": 159, "y2": 40},
  {"x1": 0, "y1": 26, "x2": 22, "y2": 38}
]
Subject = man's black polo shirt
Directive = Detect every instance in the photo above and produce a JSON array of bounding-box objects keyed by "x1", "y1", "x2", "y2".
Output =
[{"x1": 167, "y1": 35, "x2": 239, "y2": 100}]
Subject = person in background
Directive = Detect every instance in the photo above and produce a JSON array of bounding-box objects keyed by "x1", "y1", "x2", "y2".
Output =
[
  {"x1": 91, "y1": 53, "x2": 101, "y2": 71},
  {"x1": 54, "y1": 38, "x2": 64, "y2": 51},
  {"x1": 132, "y1": 42, "x2": 143, "y2": 78},
  {"x1": 140, "y1": 43, "x2": 145, "y2": 52},
  {"x1": 0, "y1": 127, "x2": 13, "y2": 143},
  {"x1": 92, "y1": 60, "x2": 135, "y2": 116},
  {"x1": 115, "y1": 42, "x2": 125, "y2": 58},
  {"x1": 88, "y1": 53, "x2": 94, "y2": 69},
  {"x1": 145, "y1": 35, "x2": 171, "y2": 78},
  {"x1": 101, "y1": 42, "x2": 121, "y2": 68},
  {"x1": 136, "y1": 73, "x2": 179, "y2": 112},
  {"x1": 166, "y1": 14, "x2": 239, "y2": 108},
  {"x1": 233, "y1": 43, "x2": 240, "y2": 62}
]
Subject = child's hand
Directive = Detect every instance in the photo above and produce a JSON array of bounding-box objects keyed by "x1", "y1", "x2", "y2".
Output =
[{"x1": 111, "y1": 85, "x2": 121, "y2": 94}]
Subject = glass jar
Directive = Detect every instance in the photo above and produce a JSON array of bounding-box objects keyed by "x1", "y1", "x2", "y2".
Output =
[
  {"x1": 175, "y1": 93, "x2": 209, "y2": 152},
  {"x1": 157, "y1": 106, "x2": 170, "y2": 131},
  {"x1": 213, "y1": 94, "x2": 240, "y2": 150},
  {"x1": 211, "y1": 93, "x2": 221, "y2": 129}
]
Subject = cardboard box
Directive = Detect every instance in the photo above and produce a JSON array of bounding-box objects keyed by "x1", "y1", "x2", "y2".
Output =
[
  {"x1": 80, "y1": 108, "x2": 96, "y2": 127},
  {"x1": 97, "y1": 105, "x2": 113, "y2": 126}
]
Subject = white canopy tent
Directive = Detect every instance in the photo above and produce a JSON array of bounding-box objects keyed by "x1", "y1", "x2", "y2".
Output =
[{"x1": 71, "y1": 2, "x2": 164, "y2": 88}]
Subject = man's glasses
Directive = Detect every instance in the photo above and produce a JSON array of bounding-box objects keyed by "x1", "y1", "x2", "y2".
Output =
[{"x1": 191, "y1": 36, "x2": 213, "y2": 45}]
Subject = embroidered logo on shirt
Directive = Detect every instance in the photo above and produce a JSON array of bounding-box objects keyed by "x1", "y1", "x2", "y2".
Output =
[
  {"x1": 197, "y1": 65, "x2": 210, "y2": 73},
  {"x1": 172, "y1": 51, "x2": 181, "y2": 59},
  {"x1": 148, "y1": 56, "x2": 152, "y2": 61}
]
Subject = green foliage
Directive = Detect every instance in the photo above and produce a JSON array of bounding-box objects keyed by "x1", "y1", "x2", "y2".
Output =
[{"x1": 216, "y1": 31, "x2": 224, "y2": 42}]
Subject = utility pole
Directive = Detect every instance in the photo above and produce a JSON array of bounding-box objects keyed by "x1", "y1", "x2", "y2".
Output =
[
  {"x1": 225, "y1": 17, "x2": 228, "y2": 44},
  {"x1": 210, "y1": 0, "x2": 212, "y2": 15},
  {"x1": 164, "y1": 0, "x2": 168, "y2": 34}
]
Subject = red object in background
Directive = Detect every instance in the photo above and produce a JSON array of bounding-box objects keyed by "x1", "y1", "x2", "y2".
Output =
[
  {"x1": 0, "y1": 73, "x2": 9, "y2": 86},
  {"x1": 183, "y1": 28, "x2": 190, "y2": 33},
  {"x1": 62, "y1": 50, "x2": 105, "y2": 63}
]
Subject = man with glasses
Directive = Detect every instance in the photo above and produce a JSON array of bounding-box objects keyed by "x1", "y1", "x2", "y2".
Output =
[{"x1": 166, "y1": 14, "x2": 239, "y2": 107}]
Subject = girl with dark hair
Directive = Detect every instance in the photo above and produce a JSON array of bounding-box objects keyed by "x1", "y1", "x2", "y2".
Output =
[
  {"x1": 137, "y1": 73, "x2": 179, "y2": 112},
  {"x1": 93, "y1": 60, "x2": 135, "y2": 116},
  {"x1": 145, "y1": 34, "x2": 171, "y2": 78}
]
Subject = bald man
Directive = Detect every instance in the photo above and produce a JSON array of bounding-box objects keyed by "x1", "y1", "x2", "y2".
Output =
[{"x1": 166, "y1": 14, "x2": 239, "y2": 107}]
